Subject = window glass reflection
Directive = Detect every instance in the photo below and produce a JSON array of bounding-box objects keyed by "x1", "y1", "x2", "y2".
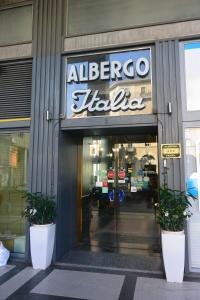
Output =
[
  {"x1": 0, "y1": 5, "x2": 32, "y2": 45},
  {"x1": 81, "y1": 135, "x2": 159, "y2": 253},
  {"x1": 0, "y1": 132, "x2": 29, "y2": 255},
  {"x1": 184, "y1": 42, "x2": 200, "y2": 111},
  {"x1": 185, "y1": 128, "x2": 200, "y2": 211},
  {"x1": 66, "y1": 49, "x2": 152, "y2": 118}
]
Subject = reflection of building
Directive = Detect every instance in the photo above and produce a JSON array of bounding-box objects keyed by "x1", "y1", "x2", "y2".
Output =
[
  {"x1": 68, "y1": 53, "x2": 152, "y2": 118},
  {"x1": 0, "y1": 133, "x2": 29, "y2": 254},
  {"x1": 109, "y1": 79, "x2": 152, "y2": 116}
]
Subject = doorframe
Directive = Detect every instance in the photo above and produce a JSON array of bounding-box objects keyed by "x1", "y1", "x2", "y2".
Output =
[{"x1": 77, "y1": 142, "x2": 83, "y2": 242}]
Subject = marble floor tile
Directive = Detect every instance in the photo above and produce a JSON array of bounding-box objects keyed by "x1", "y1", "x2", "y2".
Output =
[
  {"x1": 134, "y1": 277, "x2": 200, "y2": 300},
  {"x1": 31, "y1": 269, "x2": 125, "y2": 300},
  {"x1": 0, "y1": 265, "x2": 15, "y2": 277},
  {"x1": 0, "y1": 267, "x2": 39, "y2": 300}
]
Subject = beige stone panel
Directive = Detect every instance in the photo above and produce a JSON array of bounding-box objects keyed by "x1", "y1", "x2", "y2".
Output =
[
  {"x1": 0, "y1": 43, "x2": 32, "y2": 61},
  {"x1": 64, "y1": 20, "x2": 200, "y2": 52}
]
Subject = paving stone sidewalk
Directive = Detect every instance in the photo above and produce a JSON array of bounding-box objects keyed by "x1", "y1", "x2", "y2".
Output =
[{"x1": 0, "y1": 263, "x2": 200, "y2": 300}]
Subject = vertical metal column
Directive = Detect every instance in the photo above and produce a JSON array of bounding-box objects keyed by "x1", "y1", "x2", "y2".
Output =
[
  {"x1": 28, "y1": 0, "x2": 63, "y2": 196},
  {"x1": 26, "y1": 0, "x2": 63, "y2": 260},
  {"x1": 156, "y1": 40, "x2": 184, "y2": 190}
]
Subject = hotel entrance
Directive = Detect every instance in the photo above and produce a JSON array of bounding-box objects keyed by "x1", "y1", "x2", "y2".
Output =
[
  {"x1": 79, "y1": 133, "x2": 160, "y2": 255},
  {"x1": 65, "y1": 47, "x2": 161, "y2": 258}
]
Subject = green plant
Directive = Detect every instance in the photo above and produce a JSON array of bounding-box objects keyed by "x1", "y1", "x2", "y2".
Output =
[
  {"x1": 22, "y1": 192, "x2": 56, "y2": 225},
  {"x1": 155, "y1": 185, "x2": 192, "y2": 231}
]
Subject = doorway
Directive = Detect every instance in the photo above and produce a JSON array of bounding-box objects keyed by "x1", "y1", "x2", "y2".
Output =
[{"x1": 80, "y1": 134, "x2": 160, "y2": 255}]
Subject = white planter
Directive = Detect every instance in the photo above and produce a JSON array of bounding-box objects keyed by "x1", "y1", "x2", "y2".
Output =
[
  {"x1": 162, "y1": 230, "x2": 185, "y2": 283},
  {"x1": 30, "y1": 223, "x2": 55, "y2": 270}
]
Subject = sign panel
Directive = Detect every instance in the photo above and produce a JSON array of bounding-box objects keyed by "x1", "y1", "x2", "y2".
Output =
[
  {"x1": 107, "y1": 169, "x2": 115, "y2": 179},
  {"x1": 161, "y1": 144, "x2": 181, "y2": 158},
  {"x1": 66, "y1": 49, "x2": 152, "y2": 118},
  {"x1": 118, "y1": 169, "x2": 126, "y2": 180}
]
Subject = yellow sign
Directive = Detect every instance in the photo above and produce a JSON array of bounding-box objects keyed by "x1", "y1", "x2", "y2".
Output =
[{"x1": 161, "y1": 144, "x2": 181, "y2": 158}]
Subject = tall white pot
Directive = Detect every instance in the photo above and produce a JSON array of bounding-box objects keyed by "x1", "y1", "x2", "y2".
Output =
[
  {"x1": 30, "y1": 223, "x2": 55, "y2": 270},
  {"x1": 162, "y1": 230, "x2": 185, "y2": 283}
]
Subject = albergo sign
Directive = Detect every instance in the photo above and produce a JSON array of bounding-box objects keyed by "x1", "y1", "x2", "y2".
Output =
[{"x1": 66, "y1": 48, "x2": 152, "y2": 118}]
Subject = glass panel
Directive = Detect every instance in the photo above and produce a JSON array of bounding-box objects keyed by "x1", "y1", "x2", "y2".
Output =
[
  {"x1": 0, "y1": 1, "x2": 27, "y2": 6},
  {"x1": 81, "y1": 134, "x2": 159, "y2": 255},
  {"x1": 184, "y1": 42, "x2": 200, "y2": 111},
  {"x1": 0, "y1": 132, "x2": 29, "y2": 255},
  {"x1": 66, "y1": 49, "x2": 152, "y2": 118},
  {"x1": 185, "y1": 128, "x2": 200, "y2": 210},
  {"x1": 67, "y1": 0, "x2": 200, "y2": 36},
  {"x1": 0, "y1": 5, "x2": 32, "y2": 45}
]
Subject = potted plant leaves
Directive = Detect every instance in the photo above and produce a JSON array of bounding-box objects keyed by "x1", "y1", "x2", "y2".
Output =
[
  {"x1": 155, "y1": 185, "x2": 192, "y2": 282},
  {"x1": 22, "y1": 192, "x2": 56, "y2": 270}
]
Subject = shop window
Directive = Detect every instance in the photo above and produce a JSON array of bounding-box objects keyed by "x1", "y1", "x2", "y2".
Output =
[
  {"x1": 0, "y1": 132, "x2": 29, "y2": 255},
  {"x1": 185, "y1": 128, "x2": 200, "y2": 206},
  {"x1": 0, "y1": 0, "x2": 27, "y2": 6},
  {"x1": 185, "y1": 127, "x2": 200, "y2": 269},
  {"x1": 184, "y1": 42, "x2": 200, "y2": 111},
  {"x1": 0, "y1": 5, "x2": 32, "y2": 45}
]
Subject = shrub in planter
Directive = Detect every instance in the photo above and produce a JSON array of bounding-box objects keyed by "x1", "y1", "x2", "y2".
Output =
[
  {"x1": 156, "y1": 185, "x2": 192, "y2": 231},
  {"x1": 22, "y1": 192, "x2": 56, "y2": 270},
  {"x1": 23, "y1": 192, "x2": 56, "y2": 225},
  {"x1": 155, "y1": 185, "x2": 192, "y2": 283}
]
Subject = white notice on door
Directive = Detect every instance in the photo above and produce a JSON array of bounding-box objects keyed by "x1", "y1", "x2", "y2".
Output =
[{"x1": 131, "y1": 186, "x2": 137, "y2": 192}]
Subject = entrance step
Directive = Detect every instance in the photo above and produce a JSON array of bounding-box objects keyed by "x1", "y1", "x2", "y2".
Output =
[{"x1": 59, "y1": 250, "x2": 163, "y2": 273}]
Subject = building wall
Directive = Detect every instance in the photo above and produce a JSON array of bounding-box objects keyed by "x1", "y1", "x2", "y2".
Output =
[{"x1": 0, "y1": 0, "x2": 200, "y2": 264}]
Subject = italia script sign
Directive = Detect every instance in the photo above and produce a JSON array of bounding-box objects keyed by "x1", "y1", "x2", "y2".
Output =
[{"x1": 71, "y1": 89, "x2": 145, "y2": 114}]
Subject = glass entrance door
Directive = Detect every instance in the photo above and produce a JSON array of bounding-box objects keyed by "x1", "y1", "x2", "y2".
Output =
[{"x1": 81, "y1": 134, "x2": 160, "y2": 255}]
